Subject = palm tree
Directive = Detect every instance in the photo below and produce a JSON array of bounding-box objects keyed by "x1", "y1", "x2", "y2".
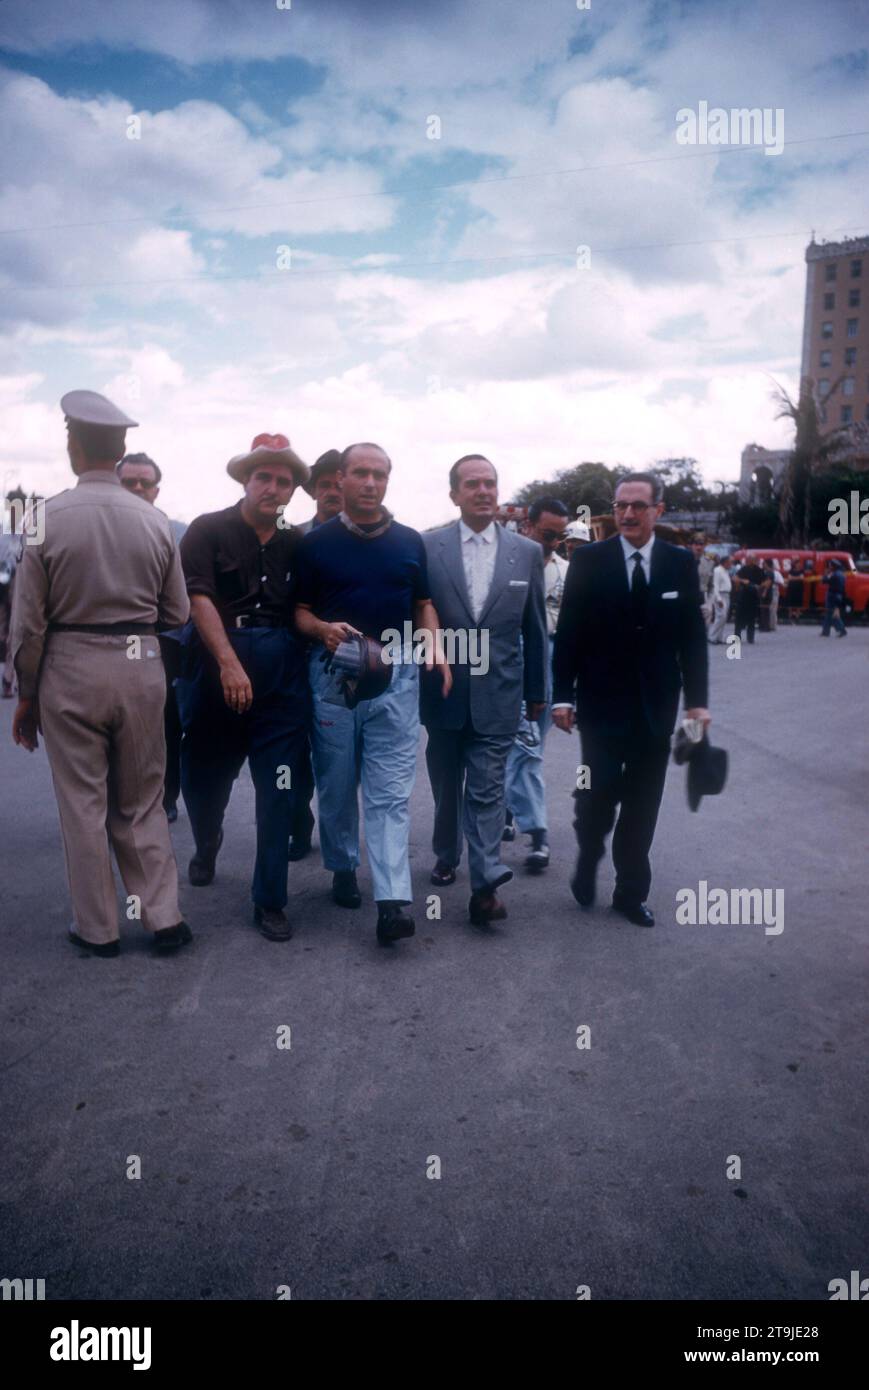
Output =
[{"x1": 772, "y1": 377, "x2": 848, "y2": 546}]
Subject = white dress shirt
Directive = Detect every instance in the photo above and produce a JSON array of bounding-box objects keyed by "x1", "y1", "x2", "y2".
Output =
[
  {"x1": 712, "y1": 563, "x2": 732, "y2": 600},
  {"x1": 459, "y1": 519, "x2": 498, "y2": 621},
  {"x1": 619, "y1": 532, "x2": 655, "y2": 585}
]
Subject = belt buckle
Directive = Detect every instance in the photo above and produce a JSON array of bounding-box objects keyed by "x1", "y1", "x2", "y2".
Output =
[{"x1": 234, "y1": 615, "x2": 248, "y2": 629}]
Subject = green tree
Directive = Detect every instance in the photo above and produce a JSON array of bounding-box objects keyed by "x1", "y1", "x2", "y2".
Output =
[
  {"x1": 649, "y1": 458, "x2": 708, "y2": 511},
  {"x1": 512, "y1": 462, "x2": 622, "y2": 516}
]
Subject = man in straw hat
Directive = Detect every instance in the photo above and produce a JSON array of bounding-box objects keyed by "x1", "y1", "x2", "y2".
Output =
[
  {"x1": 177, "y1": 432, "x2": 311, "y2": 941},
  {"x1": 10, "y1": 389, "x2": 191, "y2": 957}
]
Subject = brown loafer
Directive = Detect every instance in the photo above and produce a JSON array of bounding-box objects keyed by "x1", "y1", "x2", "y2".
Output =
[{"x1": 468, "y1": 890, "x2": 507, "y2": 927}]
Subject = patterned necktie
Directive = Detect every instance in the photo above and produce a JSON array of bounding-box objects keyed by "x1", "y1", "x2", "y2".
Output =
[{"x1": 631, "y1": 550, "x2": 648, "y2": 627}]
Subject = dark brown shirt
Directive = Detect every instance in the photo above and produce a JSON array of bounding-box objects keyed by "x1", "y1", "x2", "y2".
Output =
[{"x1": 180, "y1": 501, "x2": 301, "y2": 624}]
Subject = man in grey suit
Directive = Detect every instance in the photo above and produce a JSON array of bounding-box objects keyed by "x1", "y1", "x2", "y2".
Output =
[{"x1": 420, "y1": 455, "x2": 548, "y2": 926}]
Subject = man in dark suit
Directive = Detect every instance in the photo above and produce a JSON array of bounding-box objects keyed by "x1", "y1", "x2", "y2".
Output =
[
  {"x1": 552, "y1": 473, "x2": 710, "y2": 927},
  {"x1": 421, "y1": 455, "x2": 548, "y2": 926}
]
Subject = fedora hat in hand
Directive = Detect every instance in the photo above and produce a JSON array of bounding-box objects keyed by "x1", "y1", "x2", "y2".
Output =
[
  {"x1": 674, "y1": 731, "x2": 728, "y2": 812},
  {"x1": 227, "y1": 433, "x2": 310, "y2": 486}
]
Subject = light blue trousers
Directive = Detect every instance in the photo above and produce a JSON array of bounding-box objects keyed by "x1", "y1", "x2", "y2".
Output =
[
  {"x1": 309, "y1": 650, "x2": 419, "y2": 903},
  {"x1": 504, "y1": 636, "x2": 553, "y2": 833}
]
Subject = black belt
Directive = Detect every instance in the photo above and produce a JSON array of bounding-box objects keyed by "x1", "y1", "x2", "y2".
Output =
[
  {"x1": 226, "y1": 613, "x2": 289, "y2": 630},
  {"x1": 49, "y1": 622, "x2": 156, "y2": 635}
]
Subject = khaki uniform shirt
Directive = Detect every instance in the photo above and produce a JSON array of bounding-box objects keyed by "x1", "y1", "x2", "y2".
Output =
[{"x1": 11, "y1": 470, "x2": 189, "y2": 698}]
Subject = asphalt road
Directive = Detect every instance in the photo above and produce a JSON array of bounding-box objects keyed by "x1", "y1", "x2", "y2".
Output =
[{"x1": 1, "y1": 625, "x2": 867, "y2": 1301}]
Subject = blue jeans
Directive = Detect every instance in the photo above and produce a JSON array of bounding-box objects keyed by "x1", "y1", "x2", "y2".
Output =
[
  {"x1": 821, "y1": 600, "x2": 846, "y2": 636},
  {"x1": 176, "y1": 627, "x2": 309, "y2": 910},
  {"x1": 309, "y1": 650, "x2": 419, "y2": 903},
  {"x1": 504, "y1": 636, "x2": 553, "y2": 833}
]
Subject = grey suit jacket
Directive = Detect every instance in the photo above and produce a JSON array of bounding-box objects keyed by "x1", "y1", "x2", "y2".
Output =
[{"x1": 420, "y1": 521, "x2": 548, "y2": 734}]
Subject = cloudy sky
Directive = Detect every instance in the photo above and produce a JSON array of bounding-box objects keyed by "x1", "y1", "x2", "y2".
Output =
[{"x1": 1, "y1": 0, "x2": 867, "y2": 526}]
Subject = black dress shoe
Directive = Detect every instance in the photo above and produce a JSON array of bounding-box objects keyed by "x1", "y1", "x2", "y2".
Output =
[
  {"x1": 188, "y1": 830, "x2": 223, "y2": 886},
  {"x1": 253, "y1": 907, "x2": 293, "y2": 941},
  {"x1": 376, "y1": 901, "x2": 415, "y2": 945},
  {"x1": 152, "y1": 921, "x2": 193, "y2": 952},
  {"x1": 611, "y1": 895, "x2": 655, "y2": 927},
  {"x1": 430, "y1": 860, "x2": 456, "y2": 886},
  {"x1": 525, "y1": 830, "x2": 549, "y2": 873},
  {"x1": 332, "y1": 869, "x2": 362, "y2": 908},
  {"x1": 68, "y1": 931, "x2": 120, "y2": 958},
  {"x1": 570, "y1": 856, "x2": 597, "y2": 907},
  {"x1": 288, "y1": 836, "x2": 312, "y2": 862}
]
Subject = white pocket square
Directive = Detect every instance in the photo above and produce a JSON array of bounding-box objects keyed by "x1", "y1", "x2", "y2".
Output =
[
  {"x1": 662, "y1": 591, "x2": 678, "y2": 599},
  {"x1": 509, "y1": 579, "x2": 528, "y2": 587}
]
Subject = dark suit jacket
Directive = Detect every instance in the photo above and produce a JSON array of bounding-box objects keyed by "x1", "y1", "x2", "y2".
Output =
[
  {"x1": 552, "y1": 535, "x2": 708, "y2": 739},
  {"x1": 420, "y1": 521, "x2": 548, "y2": 735}
]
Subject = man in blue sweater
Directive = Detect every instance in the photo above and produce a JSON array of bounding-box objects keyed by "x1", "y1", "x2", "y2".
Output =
[{"x1": 294, "y1": 442, "x2": 450, "y2": 946}]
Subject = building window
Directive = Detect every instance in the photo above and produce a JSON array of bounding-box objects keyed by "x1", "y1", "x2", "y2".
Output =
[
  {"x1": 822, "y1": 321, "x2": 833, "y2": 338},
  {"x1": 820, "y1": 349, "x2": 832, "y2": 367},
  {"x1": 847, "y1": 318, "x2": 858, "y2": 337},
  {"x1": 818, "y1": 378, "x2": 830, "y2": 396},
  {"x1": 851, "y1": 258, "x2": 862, "y2": 278},
  {"x1": 825, "y1": 263, "x2": 837, "y2": 281},
  {"x1": 844, "y1": 347, "x2": 857, "y2": 366},
  {"x1": 823, "y1": 291, "x2": 835, "y2": 310},
  {"x1": 849, "y1": 288, "x2": 861, "y2": 308},
  {"x1": 843, "y1": 377, "x2": 855, "y2": 396},
  {"x1": 841, "y1": 405, "x2": 853, "y2": 424},
  {"x1": 819, "y1": 406, "x2": 827, "y2": 425}
]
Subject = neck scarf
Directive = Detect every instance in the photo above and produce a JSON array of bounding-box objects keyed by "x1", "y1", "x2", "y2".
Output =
[{"x1": 339, "y1": 507, "x2": 393, "y2": 540}]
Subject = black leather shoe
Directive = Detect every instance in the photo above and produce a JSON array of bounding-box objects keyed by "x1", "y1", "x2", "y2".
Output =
[
  {"x1": 525, "y1": 830, "x2": 549, "y2": 873},
  {"x1": 68, "y1": 931, "x2": 119, "y2": 958},
  {"x1": 332, "y1": 870, "x2": 362, "y2": 908},
  {"x1": 254, "y1": 906, "x2": 293, "y2": 941},
  {"x1": 188, "y1": 830, "x2": 223, "y2": 886},
  {"x1": 430, "y1": 860, "x2": 456, "y2": 886},
  {"x1": 376, "y1": 901, "x2": 415, "y2": 945},
  {"x1": 612, "y1": 895, "x2": 655, "y2": 927},
  {"x1": 570, "y1": 856, "x2": 597, "y2": 907},
  {"x1": 288, "y1": 836, "x2": 312, "y2": 862},
  {"x1": 152, "y1": 921, "x2": 193, "y2": 952}
]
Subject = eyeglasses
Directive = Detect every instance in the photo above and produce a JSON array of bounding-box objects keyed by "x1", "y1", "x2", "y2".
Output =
[{"x1": 613, "y1": 501, "x2": 653, "y2": 514}]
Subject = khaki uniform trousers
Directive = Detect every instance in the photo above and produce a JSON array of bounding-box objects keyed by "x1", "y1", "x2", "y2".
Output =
[{"x1": 38, "y1": 632, "x2": 181, "y2": 945}]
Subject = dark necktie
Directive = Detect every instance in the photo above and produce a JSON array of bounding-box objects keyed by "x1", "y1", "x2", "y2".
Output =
[{"x1": 631, "y1": 550, "x2": 648, "y2": 628}]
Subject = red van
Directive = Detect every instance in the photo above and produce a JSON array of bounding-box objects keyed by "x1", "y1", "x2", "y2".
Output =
[{"x1": 731, "y1": 549, "x2": 869, "y2": 618}]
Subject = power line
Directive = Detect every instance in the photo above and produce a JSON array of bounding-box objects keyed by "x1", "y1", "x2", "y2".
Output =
[
  {"x1": 8, "y1": 221, "x2": 868, "y2": 293},
  {"x1": 0, "y1": 127, "x2": 867, "y2": 238}
]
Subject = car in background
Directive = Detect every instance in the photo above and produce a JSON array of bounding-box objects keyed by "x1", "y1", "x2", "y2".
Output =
[{"x1": 731, "y1": 548, "x2": 869, "y2": 619}]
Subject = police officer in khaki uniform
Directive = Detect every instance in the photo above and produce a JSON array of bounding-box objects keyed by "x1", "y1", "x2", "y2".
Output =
[{"x1": 10, "y1": 390, "x2": 192, "y2": 957}]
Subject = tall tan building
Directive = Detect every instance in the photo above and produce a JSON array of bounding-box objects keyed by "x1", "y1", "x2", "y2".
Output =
[{"x1": 801, "y1": 235, "x2": 869, "y2": 453}]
